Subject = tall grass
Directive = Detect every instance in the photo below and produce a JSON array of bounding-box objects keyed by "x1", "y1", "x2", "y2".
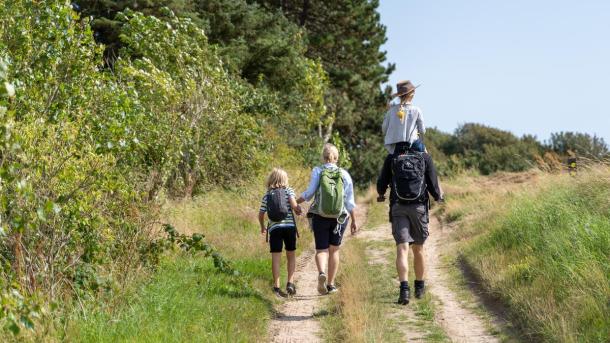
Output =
[
  {"x1": 446, "y1": 167, "x2": 610, "y2": 342},
  {"x1": 66, "y1": 161, "x2": 314, "y2": 342}
]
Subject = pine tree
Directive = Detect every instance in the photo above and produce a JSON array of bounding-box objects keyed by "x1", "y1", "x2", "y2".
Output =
[{"x1": 254, "y1": 0, "x2": 395, "y2": 183}]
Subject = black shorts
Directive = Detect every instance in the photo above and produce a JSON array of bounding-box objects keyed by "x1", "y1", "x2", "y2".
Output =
[
  {"x1": 269, "y1": 226, "x2": 297, "y2": 253},
  {"x1": 311, "y1": 215, "x2": 348, "y2": 250}
]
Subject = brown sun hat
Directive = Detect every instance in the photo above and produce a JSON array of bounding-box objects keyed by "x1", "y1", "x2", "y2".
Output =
[{"x1": 391, "y1": 80, "x2": 420, "y2": 98}]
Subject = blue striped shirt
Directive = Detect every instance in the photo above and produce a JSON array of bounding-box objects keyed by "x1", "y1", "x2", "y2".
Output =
[{"x1": 260, "y1": 187, "x2": 296, "y2": 232}]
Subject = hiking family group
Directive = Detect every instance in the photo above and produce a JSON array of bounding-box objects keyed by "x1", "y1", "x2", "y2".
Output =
[{"x1": 258, "y1": 80, "x2": 444, "y2": 305}]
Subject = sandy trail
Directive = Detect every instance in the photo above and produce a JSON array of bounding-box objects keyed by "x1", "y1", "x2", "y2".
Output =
[
  {"x1": 267, "y1": 205, "x2": 368, "y2": 343},
  {"x1": 426, "y1": 216, "x2": 501, "y2": 343},
  {"x1": 358, "y1": 214, "x2": 502, "y2": 343},
  {"x1": 357, "y1": 226, "x2": 429, "y2": 342}
]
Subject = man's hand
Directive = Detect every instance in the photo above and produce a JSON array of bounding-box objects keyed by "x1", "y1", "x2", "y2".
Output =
[
  {"x1": 260, "y1": 227, "x2": 267, "y2": 236},
  {"x1": 294, "y1": 205, "x2": 303, "y2": 216},
  {"x1": 350, "y1": 220, "x2": 358, "y2": 234}
]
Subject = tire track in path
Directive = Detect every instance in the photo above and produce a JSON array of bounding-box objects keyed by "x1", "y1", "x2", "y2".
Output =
[{"x1": 426, "y1": 216, "x2": 501, "y2": 343}]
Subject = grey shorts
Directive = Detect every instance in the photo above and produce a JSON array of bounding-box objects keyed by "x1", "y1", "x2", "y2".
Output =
[{"x1": 391, "y1": 203, "x2": 429, "y2": 245}]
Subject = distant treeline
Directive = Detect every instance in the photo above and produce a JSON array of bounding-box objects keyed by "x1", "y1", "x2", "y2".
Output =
[{"x1": 427, "y1": 123, "x2": 609, "y2": 176}]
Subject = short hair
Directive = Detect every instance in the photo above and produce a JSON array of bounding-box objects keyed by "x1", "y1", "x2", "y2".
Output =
[
  {"x1": 266, "y1": 168, "x2": 289, "y2": 189},
  {"x1": 322, "y1": 143, "x2": 339, "y2": 163}
]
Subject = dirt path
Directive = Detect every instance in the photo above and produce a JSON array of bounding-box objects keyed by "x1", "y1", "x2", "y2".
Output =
[
  {"x1": 357, "y1": 215, "x2": 502, "y2": 343},
  {"x1": 426, "y1": 216, "x2": 501, "y2": 343},
  {"x1": 357, "y1": 226, "x2": 430, "y2": 342},
  {"x1": 267, "y1": 205, "x2": 368, "y2": 343}
]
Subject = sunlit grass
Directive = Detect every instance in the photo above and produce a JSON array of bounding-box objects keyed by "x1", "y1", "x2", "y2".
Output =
[{"x1": 444, "y1": 166, "x2": 610, "y2": 343}]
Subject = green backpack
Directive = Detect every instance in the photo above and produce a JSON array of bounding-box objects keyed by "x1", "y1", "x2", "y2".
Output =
[{"x1": 314, "y1": 167, "x2": 345, "y2": 218}]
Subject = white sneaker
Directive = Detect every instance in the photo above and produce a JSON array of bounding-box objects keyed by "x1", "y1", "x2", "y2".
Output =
[{"x1": 317, "y1": 273, "x2": 328, "y2": 295}]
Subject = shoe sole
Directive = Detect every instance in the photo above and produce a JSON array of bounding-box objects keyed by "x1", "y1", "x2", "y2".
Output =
[
  {"x1": 317, "y1": 274, "x2": 328, "y2": 295},
  {"x1": 397, "y1": 299, "x2": 409, "y2": 305}
]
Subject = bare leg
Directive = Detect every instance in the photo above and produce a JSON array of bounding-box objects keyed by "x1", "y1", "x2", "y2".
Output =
[
  {"x1": 396, "y1": 243, "x2": 409, "y2": 282},
  {"x1": 411, "y1": 244, "x2": 425, "y2": 280},
  {"x1": 286, "y1": 250, "x2": 296, "y2": 284},
  {"x1": 315, "y1": 249, "x2": 329, "y2": 274},
  {"x1": 272, "y1": 252, "x2": 282, "y2": 288},
  {"x1": 327, "y1": 245, "x2": 341, "y2": 285}
]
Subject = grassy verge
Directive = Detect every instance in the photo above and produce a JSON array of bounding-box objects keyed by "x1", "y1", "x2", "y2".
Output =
[
  {"x1": 67, "y1": 255, "x2": 270, "y2": 342},
  {"x1": 322, "y1": 198, "x2": 448, "y2": 342},
  {"x1": 442, "y1": 167, "x2": 610, "y2": 343},
  {"x1": 65, "y1": 163, "x2": 313, "y2": 342}
]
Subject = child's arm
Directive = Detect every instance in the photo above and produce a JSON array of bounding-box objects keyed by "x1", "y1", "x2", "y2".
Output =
[
  {"x1": 289, "y1": 197, "x2": 302, "y2": 215},
  {"x1": 416, "y1": 110, "x2": 426, "y2": 140},
  {"x1": 258, "y1": 211, "x2": 266, "y2": 236}
]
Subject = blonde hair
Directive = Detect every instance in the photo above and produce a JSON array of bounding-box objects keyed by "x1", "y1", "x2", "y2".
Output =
[
  {"x1": 401, "y1": 91, "x2": 415, "y2": 103},
  {"x1": 322, "y1": 143, "x2": 339, "y2": 163},
  {"x1": 266, "y1": 168, "x2": 289, "y2": 189}
]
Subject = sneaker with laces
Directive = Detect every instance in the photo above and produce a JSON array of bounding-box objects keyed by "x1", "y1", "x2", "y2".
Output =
[
  {"x1": 414, "y1": 280, "x2": 425, "y2": 299},
  {"x1": 326, "y1": 284, "x2": 338, "y2": 294},
  {"x1": 286, "y1": 282, "x2": 296, "y2": 296},
  {"x1": 317, "y1": 272, "x2": 328, "y2": 295},
  {"x1": 397, "y1": 284, "x2": 410, "y2": 305},
  {"x1": 273, "y1": 287, "x2": 288, "y2": 298}
]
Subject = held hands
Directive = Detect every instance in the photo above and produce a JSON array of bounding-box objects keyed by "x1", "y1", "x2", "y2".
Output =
[
  {"x1": 294, "y1": 204, "x2": 303, "y2": 216},
  {"x1": 376, "y1": 195, "x2": 385, "y2": 202}
]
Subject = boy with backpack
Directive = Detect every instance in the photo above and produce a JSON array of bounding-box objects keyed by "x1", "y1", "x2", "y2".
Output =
[
  {"x1": 258, "y1": 168, "x2": 302, "y2": 298},
  {"x1": 383, "y1": 80, "x2": 426, "y2": 154},
  {"x1": 376, "y1": 143, "x2": 443, "y2": 305},
  {"x1": 296, "y1": 144, "x2": 357, "y2": 295}
]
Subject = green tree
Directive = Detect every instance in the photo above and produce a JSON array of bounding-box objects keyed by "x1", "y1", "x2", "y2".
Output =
[
  {"x1": 73, "y1": 0, "x2": 199, "y2": 61},
  {"x1": 254, "y1": 0, "x2": 394, "y2": 184},
  {"x1": 548, "y1": 132, "x2": 609, "y2": 159}
]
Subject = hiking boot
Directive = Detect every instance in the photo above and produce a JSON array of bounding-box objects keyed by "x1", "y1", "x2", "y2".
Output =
[
  {"x1": 273, "y1": 287, "x2": 288, "y2": 298},
  {"x1": 286, "y1": 282, "x2": 296, "y2": 296},
  {"x1": 317, "y1": 272, "x2": 328, "y2": 295},
  {"x1": 397, "y1": 282, "x2": 410, "y2": 305},
  {"x1": 414, "y1": 280, "x2": 425, "y2": 299},
  {"x1": 326, "y1": 285, "x2": 338, "y2": 294}
]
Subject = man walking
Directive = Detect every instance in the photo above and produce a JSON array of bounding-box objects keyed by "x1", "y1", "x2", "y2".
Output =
[{"x1": 376, "y1": 142, "x2": 443, "y2": 305}]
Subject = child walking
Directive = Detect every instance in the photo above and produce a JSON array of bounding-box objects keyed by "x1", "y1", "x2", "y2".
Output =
[
  {"x1": 383, "y1": 80, "x2": 426, "y2": 154},
  {"x1": 258, "y1": 168, "x2": 302, "y2": 298}
]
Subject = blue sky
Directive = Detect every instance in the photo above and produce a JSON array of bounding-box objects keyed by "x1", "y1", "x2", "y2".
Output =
[{"x1": 378, "y1": 0, "x2": 610, "y2": 143}]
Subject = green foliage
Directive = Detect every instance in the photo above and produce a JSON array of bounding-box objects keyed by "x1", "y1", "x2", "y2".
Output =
[
  {"x1": 0, "y1": 1, "x2": 287, "y2": 337},
  {"x1": 427, "y1": 124, "x2": 545, "y2": 176},
  {"x1": 253, "y1": 0, "x2": 394, "y2": 185},
  {"x1": 548, "y1": 131, "x2": 609, "y2": 159}
]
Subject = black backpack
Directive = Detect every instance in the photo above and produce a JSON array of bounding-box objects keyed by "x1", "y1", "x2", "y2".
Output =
[
  {"x1": 267, "y1": 188, "x2": 289, "y2": 222},
  {"x1": 392, "y1": 152, "x2": 426, "y2": 202}
]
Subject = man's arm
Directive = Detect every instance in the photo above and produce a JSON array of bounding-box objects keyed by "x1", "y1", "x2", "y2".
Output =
[
  {"x1": 424, "y1": 154, "x2": 442, "y2": 201},
  {"x1": 376, "y1": 154, "x2": 393, "y2": 200}
]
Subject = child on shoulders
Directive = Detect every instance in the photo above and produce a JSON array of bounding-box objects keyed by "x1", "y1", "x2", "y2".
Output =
[{"x1": 383, "y1": 80, "x2": 426, "y2": 155}]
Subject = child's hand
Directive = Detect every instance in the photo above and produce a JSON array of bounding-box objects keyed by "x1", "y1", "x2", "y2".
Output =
[
  {"x1": 294, "y1": 205, "x2": 303, "y2": 216},
  {"x1": 260, "y1": 227, "x2": 267, "y2": 236}
]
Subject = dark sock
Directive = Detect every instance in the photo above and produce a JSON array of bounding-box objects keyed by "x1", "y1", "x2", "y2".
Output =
[
  {"x1": 415, "y1": 280, "x2": 425, "y2": 288},
  {"x1": 400, "y1": 281, "x2": 409, "y2": 289}
]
